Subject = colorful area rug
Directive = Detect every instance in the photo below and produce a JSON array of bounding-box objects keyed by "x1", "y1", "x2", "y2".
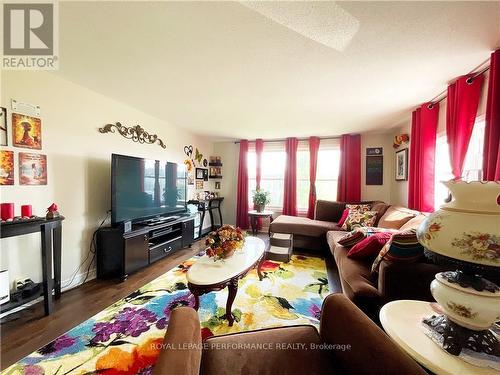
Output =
[{"x1": 3, "y1": 254, "x2": 329, "y2": 375}]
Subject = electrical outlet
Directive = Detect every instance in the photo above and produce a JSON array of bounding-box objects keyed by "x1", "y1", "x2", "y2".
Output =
[{"x1": 14, "y1": 277, "x2": 33, "y2": 290}]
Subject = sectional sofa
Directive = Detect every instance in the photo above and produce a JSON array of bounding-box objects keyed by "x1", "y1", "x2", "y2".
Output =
[{"x1": 270, "y1": 200, "x2": 443, "y2": 320}]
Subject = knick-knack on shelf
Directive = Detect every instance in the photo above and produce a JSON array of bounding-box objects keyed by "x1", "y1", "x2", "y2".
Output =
[{"x1": 46, "y1": 203, "x2": 60, "y2": 219}]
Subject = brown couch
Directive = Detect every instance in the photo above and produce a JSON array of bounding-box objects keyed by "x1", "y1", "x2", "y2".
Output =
[
  {"x1": 153, "y1": 294, "x2": 426, "y2": 375},
  {"x1": 270, "y1": 200, "x2": 443, "y2": 320}
]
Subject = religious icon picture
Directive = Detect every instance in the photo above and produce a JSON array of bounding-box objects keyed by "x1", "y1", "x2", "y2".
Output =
[
  {"x1": 12, "y1": 113, "x2": 42, "y2": 149},
  {"x1": 19, "y1": 153, "x2": 47, "y2": 185},
  {"x1": 0, "y1": 150, "x2": 14, "y2": 185}
]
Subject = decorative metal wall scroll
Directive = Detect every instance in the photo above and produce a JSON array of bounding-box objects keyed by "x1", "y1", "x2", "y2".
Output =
[{"x1": 98, "y1": 122, "x2": 166, "y2": 149}]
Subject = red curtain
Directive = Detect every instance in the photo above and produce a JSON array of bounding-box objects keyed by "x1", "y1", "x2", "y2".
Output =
[
  {"x1": 446, "y1": 74, "x2": 485, "y2": 179},
  {"x1": 483, "y1": 49, "x2": 500, "y2": 181},
  {"x1": 337, "y1": 134, "x2": 361, "y2": 202},
  {"x1": 283, "y1": 137, "x2": 298, "y2": 216},
  {"x1": 254, "y1": 139, "x2": 264, "y2": 229},
  {"x1": 408, "y1": 103, "x2": 439, "y2": 212},
  {"x1": 307, "y1": 137, "x2": 320, "y2": 219},
  {"x1": 255, "y1": 139, "x2": 264, "y2": 189},
  {"x1": 236, "y1": 140, "x2": 249, "y2": 228}
]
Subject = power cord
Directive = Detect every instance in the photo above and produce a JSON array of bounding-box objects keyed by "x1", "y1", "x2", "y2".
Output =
[{"x1": 64, "y1": 210, "x2": 110, "y2": 289}]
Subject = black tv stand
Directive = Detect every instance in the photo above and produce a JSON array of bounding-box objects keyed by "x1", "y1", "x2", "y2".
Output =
[
  {"x1": 96, "y1": 214, "x2": 195, "y2": 281},
  {"x1": 141, "y1": 215, "x2": 181, "y2": 226}
]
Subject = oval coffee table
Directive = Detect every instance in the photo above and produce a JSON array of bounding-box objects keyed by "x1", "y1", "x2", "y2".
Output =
[{"x1": 187, "y1": 236, "x2": 265, "y2": 326}]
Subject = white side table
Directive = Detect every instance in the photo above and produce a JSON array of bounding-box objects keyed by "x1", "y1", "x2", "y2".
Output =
[{"x1": 380, "y1": 300, "x2": 497, "y2": 375}]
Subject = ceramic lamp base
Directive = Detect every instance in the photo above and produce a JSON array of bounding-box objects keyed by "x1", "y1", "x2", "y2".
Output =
[{"x1": 422, "y1": 314, "x2": 499, "y2": 369}]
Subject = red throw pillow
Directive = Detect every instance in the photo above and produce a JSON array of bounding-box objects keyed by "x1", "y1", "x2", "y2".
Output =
[
  {"x1": 337, "y1": 208, "x2": 349, "y2": 226},
  {"x1": 347, "y1": 232, "x2": 393, "y2": 260}
]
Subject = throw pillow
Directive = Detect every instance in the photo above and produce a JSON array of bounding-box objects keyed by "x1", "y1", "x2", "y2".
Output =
[
  {"x1": 337, "y1": 208, "x2": 349, "y2": 226},
  {"x1": 347, "y1": 232, "x2": 393, "y2": 260},
  {"x1": 345, "y1": 204, "x2": 371, "y2": 212},
  {"x1": 337, "y1": 230, "x2": 365, "y2": 247},
  {"x1": 370, "y1": 229, "x2": 424, "y2": 274},
  {"x1": 341, "y1": 210, "x2": 378, "y2": 231},
  {"x1": 377, "y1": 206, "x2": 418, "y2": 229}
]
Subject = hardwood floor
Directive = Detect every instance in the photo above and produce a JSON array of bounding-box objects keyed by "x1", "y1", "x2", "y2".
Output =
[{"x1": 0, "y1": 234, "x2": 341, "y2": 370}]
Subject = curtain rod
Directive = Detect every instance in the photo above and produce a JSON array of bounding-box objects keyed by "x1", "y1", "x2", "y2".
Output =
[
  {"x1": 233, "y1": 135, "x2": 340, "y2": 144},
  {"x1": 427, "y1": 57, "x2": 491, "y2": 109}
]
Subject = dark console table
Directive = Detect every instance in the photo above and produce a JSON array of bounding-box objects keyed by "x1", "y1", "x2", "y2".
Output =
[
  {"x1": 188, "y1": 198, "x2": 224, "y2": 238},
  {"x1": 0, "y1": 216, "x2": 64, "y2": 316},
  {"x1": 96, "y1": 214, "x2": 196, "y2": 281}
]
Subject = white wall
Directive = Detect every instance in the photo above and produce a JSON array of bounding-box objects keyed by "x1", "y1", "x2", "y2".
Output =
[
  {"x1": 213, "y1": 142, "x2": 239, "y2": 226},
  {"x1": 0, "y1": 71, "x2": 214, "y2": 290}
]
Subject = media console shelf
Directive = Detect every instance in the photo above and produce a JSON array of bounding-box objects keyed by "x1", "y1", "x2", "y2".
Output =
[{"x1": 96, "y1": 214, "x2": 195, "y2": 281}]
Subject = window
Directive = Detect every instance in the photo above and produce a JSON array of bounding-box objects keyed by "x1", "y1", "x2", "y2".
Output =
[
  {"x1": 434, "y1": 118, "x2": 485, "y2": 209},
  {"x1": 248, "y1": 140, "x2": 340, "y2": 212}
]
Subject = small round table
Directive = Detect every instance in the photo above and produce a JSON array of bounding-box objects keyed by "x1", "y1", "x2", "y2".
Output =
[
  {"x1": 187, "y1": 236, "x2": 265, "y2": 326},
  {"x1": 380, "y1": 300, "x2": 497, "y2": 375},
  {"x1": 248, "y1": 210, "x2": 274, "y2": 236}
]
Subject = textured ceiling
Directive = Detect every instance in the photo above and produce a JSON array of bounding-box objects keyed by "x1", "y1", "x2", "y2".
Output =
[{"x1": 53, "y1": 1, "x2": 500, "y2": 140}]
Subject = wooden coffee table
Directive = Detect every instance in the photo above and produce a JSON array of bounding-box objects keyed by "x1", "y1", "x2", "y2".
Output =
[{"x1": 187, "y1": 236, "x2": 266, "y2": 326}]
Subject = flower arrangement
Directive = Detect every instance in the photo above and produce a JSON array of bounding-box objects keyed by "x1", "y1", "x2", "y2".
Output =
[{"x1": 205, "y1": 225, "x2": 246, "y2": 261}]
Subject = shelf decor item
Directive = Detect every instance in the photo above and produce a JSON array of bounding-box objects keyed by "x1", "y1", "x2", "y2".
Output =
[
  {"x1": 1, "y1": 203, "x2": 14, "y2": 221},
  {"x1": 416, "y1": 181, "x2": 500, "y2": 368},
  {"x1": 21, "y1": 205, "x2": 32, "y2": 218},
  {"x1": 46, "y1": 203, "x2": 60, "y2": 219},
  {"x1": 205, "y1": 225, "x2": 245, "y2": 261},
  {"x1": 252, "y1": 189, "x2": 271, "y2": 212},
  {"x1": 98, "y1": 123, "x2": 166, "y2": 149}
]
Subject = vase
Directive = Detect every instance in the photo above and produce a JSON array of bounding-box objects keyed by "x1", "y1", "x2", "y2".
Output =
[
  {"x1": 255, "y1": 204, "x2": 265, "y2": 213},
  {"x1": 417, "y1": 180, "x2": 500, "y2": 268},
  {"x1": 417, "y1": 181, "x2": 500, "y2": 360}
]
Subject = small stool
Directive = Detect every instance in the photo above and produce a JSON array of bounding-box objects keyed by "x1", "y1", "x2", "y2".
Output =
[{"x1": 268, "y1": 233, "x2": 293, "y2": 263}]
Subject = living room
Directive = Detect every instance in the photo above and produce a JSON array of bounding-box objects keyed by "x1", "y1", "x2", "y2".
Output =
[{"x1": 1, "y1": 1, "x2": 499, "y2": 374}]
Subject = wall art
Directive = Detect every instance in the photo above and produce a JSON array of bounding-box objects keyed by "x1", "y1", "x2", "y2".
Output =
[
  {"x1": 395, "y1": 148, "x2": 408, "y2": 181},
  {"x1": 12, "y1": 113, "x2": 42, "y2": 149},
  {"x1": 19, "y1": 152, "x2": 47, "y2": 185},
  {"x1": 0, "y1": 107, "x2": 7, "y2": 146},
  {"x1": 0, "y1": 150, "x2": 14, "y2": 185}
]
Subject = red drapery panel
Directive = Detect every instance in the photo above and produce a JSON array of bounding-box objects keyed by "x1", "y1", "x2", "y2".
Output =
[
  {"x1": 307, "y1": 136, "x2": 320, "y2": 219},
  {"x1": 255, "y1": 139, "x2": 264, "y2": 189},
  {"x1": 236, "y1": 140, "x2": 249, "y2": 228},
  {"x1": 283, "y1": 137, "x2": 298, "y2": 216},
  {"x1": 337, "y1": 134, "x2": 361, "y2": 202},
  {"x1": 446, "y1": 74, "x2": 484, "y2": 179},
  {"x1": 408, "y1": 103, "x2": 439, "y2": 212},
  {"x1": 483, "y1": 49, "x2": 500, "y2": 181},
  {"x1": 254, "y1": 139, "x2": 264, "y2": 229}
]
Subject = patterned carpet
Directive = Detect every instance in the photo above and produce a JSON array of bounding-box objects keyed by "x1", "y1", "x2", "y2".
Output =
[{"x1": 2, "y1": 254, "x2": 329, "y2": 375}]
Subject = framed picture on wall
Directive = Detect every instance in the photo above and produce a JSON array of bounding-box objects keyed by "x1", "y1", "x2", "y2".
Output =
[
  {"x1": 0, "y1": 150, "x2": 14, "y2": 185},
  {"x1": 19, "y1": 152, "x2": 47, "y2": 185},
  {"x1": 395, "y1": 148, "x2": 408, "y2": 181},
  {"x1": 0, "y1": 107, "x2": 7, "y2": 146},
  {"x1": 12, "y1": 113, "x2": 42, "y2": 149}
]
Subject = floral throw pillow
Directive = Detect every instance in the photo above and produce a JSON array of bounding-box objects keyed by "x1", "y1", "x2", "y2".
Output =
[
  {"x1": 341, "y1": 210, "x2": 378, "y2": 231},
  {"x1": 346, "y1": 204, "x2": 371, "y2": 213}
]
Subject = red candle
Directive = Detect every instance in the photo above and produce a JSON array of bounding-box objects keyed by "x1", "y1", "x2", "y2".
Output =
[
  {"x1": 21, "y1": 205, "x2": 32, "y2": 218},
  {"x1": 1, "y1": 203, "x2": 14, "y2": 221}
]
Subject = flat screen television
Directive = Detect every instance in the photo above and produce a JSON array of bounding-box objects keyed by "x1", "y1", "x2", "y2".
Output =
[{"x1": 111, "y1": 154, "x2": 187, "y2": 225}]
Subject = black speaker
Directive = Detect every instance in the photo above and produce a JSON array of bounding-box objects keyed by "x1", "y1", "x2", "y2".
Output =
[{"x1": 96, "y1": 227, "x2": 124, "y2": 279}]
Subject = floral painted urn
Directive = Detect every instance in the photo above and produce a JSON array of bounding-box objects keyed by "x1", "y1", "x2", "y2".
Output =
[{"x1": 417, "y1": 181, "x2": 500, "y2": 365}]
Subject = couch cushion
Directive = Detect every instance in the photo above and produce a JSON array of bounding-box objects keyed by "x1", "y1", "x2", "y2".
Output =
[
  {"x1": 333, "y1": 246, "x2": 379, "y2": 300},
  {"x1": 371, "y1": 202, "x2": 390, "y2": 225},
  {"x1": 201, "y1": 325, "x2": 336, "y2": 375},
  {"x1": 399, "y1": 213, "x2": 428, "y2": 231},
  {"x1": 270, "y1": 215, "x2": 340, "y2": 237},
  {"x1": 377, "y1": 206, "x2": 418, "y2": 229},
  {"x1": 327, "y1": 231, "x2": 348, "y2": 252}
]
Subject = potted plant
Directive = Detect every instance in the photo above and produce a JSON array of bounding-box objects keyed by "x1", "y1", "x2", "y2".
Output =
[{"x1": 252, "y1": 189, "x2": 270, "y2": 213}]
